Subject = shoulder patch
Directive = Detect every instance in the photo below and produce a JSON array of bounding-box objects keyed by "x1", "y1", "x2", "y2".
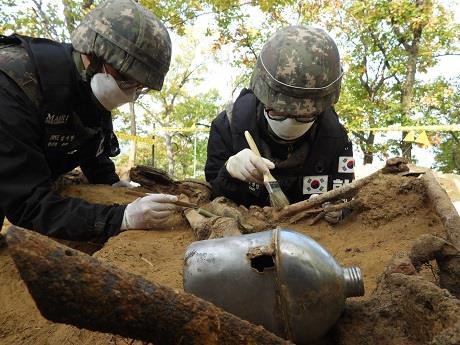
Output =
[
  {"x1": 332, "y1": 178, "x2": 352, "y2": 189},
  {"x1": 338, "y1": 156, "x2": 354, "y2": 173},
  {"x1": 303, "y1": 175, "x2": 328, "y2": 194}
]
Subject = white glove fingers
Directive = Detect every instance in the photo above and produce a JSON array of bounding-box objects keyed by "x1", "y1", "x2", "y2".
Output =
[
  {"x1": 240, "y1": 169, "x2": 255, "y2": 183},
  {"x1": 146, "y1": 210, "x2": 173, "y2": 220},
  {"x1": 226, "y1": 149, "x2": 273, "y2": 183},
  {"x1": 261, "y1": 157, "x2": 275, "y2": 169},
  {"x1": 147, "y1": 202, "x2": 178, "y2": 212},
  {"x1": 112, "y1": 180, "x2": 134, "y2": 188},
  {"x1": 241, "y1": 167, "x2": 262, "y2": 184},
  {"x1": 122, "y1": 193, "x2": 181, "y2": 230},
  {"x1": 143, "y1": 194, "x2": 178, "y2": 203},
  {"x1": 249, "y1": 155, "x2": 270, "y2": 176},
  {"x1": 248, "y1": 170, "x2": 264, "y2": 184}
]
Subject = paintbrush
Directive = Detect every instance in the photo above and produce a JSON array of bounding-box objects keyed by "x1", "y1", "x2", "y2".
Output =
[
  {"x1": 244, "y1": 130, "x2": 290, "y2": 209},
  {"x1": 124, "y1": 190, "x2": 198, "y2": 208}
]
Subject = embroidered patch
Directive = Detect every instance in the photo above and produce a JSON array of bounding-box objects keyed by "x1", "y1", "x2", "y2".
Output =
[
  {"x1": 332, "y1": 178, "x2": 351, "y2": 189},
  {"x1": 338, "y1": 156, "x2": 354, "y2": 173},
  {"x1": 248, "y1": 182, "x2": 261, "y2": 193},
  {"x1": 303, "y1": 175, "x2": 328, "y2": 194}
]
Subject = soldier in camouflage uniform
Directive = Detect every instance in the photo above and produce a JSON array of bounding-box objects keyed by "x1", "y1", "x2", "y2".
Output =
[
  {"x1": 205, "y1": 26, "x2": 355, "y2": 223},
  {"x1": 0, "y1": 0, "x2": 179, "y2": 239}
]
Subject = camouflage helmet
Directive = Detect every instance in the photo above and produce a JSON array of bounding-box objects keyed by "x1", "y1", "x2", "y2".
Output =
[
  {"x1": 250, "y1": 26, "x2": 342, "y2": 116},
  {"x1": 71, "y1": 0, "x2": 171, "y2": 91}
]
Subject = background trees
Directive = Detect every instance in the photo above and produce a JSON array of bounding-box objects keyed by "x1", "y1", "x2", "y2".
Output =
[{"x1": 1, "y1": 0, "x2": 459, "y2": 177}]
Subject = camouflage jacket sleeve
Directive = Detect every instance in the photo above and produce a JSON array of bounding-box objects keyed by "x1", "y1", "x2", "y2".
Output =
[
  {"x1": 0, "y1": 72, "x2": 125, "y2": 240},
  {"x1": 205, "y1": 111, "x2": 256, "y2": 205}
]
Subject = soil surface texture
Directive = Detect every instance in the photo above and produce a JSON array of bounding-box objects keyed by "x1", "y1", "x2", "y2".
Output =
[{"x1": 0, "y1": 172, "x2": 458, "y2": 345}]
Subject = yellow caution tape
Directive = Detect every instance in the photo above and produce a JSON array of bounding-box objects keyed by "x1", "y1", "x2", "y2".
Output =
[
  {"x1": 115, "y1": 124, "x2": 460, "y2": 144},
  {"x1": 115, "y1": 132, "x2": 155, "y2": 145},
  {"x1": 154, "y1": 127, "x2": 210, "y2": 133},
  {"x1": 349, "y1": 124, "x2": 460, "y2": 132}
]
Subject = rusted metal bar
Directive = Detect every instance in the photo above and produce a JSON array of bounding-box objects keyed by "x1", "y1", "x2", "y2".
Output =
[
  {"x1": 421, "y1": 171, "x2": 460, "y2": 247},
  {"x1": 276, "y1": 172, "x2": 378, "y2": 219},
  {"x1": 5, "y1": 226, "x2": 291, "y2": 345},
  {"x1": 419, "y1": 171, "x2": 460, "y2": 298},
  {"x1": 277, "y1": 157, "x2": 410, "y2": 219}
]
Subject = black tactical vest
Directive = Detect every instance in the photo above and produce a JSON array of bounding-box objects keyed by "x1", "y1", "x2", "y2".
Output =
[
  {"x1": 0, "y1": 34, "x2": 120, "y2": 178},
  {"x1": 227, "y1": 89, "x2": 352, "y2": 203}
]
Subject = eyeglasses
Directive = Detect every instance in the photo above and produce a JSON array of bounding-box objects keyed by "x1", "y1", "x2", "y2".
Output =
[
  {"x1": 265, "y1": 108, "x2": 317, "y2": 123},
  {"x1": 116, "y1": 79, "x2": 142, "y2": 90},
  {"x1": 117, "y1": 79, "x2": 150, "y2": 100},
  {"x1": 102, "y1": 64, "x2": 147, "y2": 92}
]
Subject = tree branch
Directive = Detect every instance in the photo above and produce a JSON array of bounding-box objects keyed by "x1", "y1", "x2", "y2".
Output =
[
  {"x1": 32, "y1": 0, "x2": 59, "y2": 39},
  {"x1": 369, "y1": 31, "x2": 402, "y2": 84}
]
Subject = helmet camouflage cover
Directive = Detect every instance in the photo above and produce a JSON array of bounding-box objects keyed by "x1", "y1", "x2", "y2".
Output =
[
  {"x1": 250, "y1": 26, "x2": 342, "y2": 116},
  {"x1": 71, "y1": 0, "x2": 171, "y2": 90}
]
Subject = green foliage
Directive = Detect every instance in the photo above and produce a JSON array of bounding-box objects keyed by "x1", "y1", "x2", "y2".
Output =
[
  {"x1": 114, "y1": 32, "x2": 222, "y2": 178},
  {"x1": 0, "y1": 0, "x2": 67, "y2": 40},
  {"x1": 1, "y1": 0, "x2": 459, "y2": 173},
  {"x1": 61, "y1": 0, "x2": 96, "y2": 34},
  {"x1": 434, "y1": 135, "x2": 460, "y2": 173},
  {"x1": 331, "y1": 0, "x2": 459, "y2": 162},
  {"x1": 427, "y1": 78, "x2": 460, "y2": 173}
]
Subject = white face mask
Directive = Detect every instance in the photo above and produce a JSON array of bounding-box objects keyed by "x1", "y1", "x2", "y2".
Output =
[
  {"x1": 90, "y1": 72, "x2": 137, "y2": 111},
  {"x1": 264, "y1": 112, "x2": 315, "y2": 141}
]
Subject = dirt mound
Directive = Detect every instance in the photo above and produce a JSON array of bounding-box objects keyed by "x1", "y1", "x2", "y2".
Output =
[
  {"x1": 336, "y1": 267, "x2": 460, "y2": 345},
  {"x1": 0, "y1": 172, "x2": 458, "y2": 344}
]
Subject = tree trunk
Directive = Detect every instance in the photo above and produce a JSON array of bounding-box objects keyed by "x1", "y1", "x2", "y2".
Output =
[
  {"x1": 400, "y1": 52, "x2": 417, "y2": 160},
  {"x1": 363, "y1": 152, "x2": 373, "y2": 164},
  {"x1": 399, "y1": 1, "x2": 425, "y2": 161},
  {"x1": 165, "y1": 133, "x2": 175, "y2": 176},
  {"x1": 128, "y1": 102, "x2": 137, "y2": 168},
  {"x1": 363, "y1": 132, "x2": 375, "y2": 164}
]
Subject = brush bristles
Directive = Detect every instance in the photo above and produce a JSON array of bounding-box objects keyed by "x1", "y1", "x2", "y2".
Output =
[
  {"x1": 264, "y1": 180, "x2": 290, "y2": 209},
  {"x1": 269, "y1": 190, "x2": 290, "y2": 209}
]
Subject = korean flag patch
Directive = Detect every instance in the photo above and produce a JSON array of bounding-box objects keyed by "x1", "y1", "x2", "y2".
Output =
[
  {"x1": 338, "y1": 156, "x2": 354, "y2": 173},
  {"x1": 303, "y1": 175, "x2": 328, "y2": 194}
]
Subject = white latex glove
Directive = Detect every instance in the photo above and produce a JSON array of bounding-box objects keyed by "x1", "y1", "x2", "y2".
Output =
[
  {"x1": 226, "y1": 148, "x2": 275, "y2": 183},
  {"x1": 121, "y1": 194, "x2": 178, "y2": 230},
  {"x1": 112, "y1": 180, "x2": 136, "y2": 188}
]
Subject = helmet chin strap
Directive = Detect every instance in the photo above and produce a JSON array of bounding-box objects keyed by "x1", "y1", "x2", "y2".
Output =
[{"x1": 84, "y1": 55, "x2": 103, "y2": 82}]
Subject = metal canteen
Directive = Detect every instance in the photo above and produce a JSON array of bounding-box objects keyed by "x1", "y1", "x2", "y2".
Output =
[{"x1": 183, "y1": 228, "x2": 364, "y2": 344}]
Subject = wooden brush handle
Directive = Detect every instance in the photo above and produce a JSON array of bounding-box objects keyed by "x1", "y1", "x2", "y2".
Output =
[
  {"x1": 124, "y1": 190, "x2": 197, "y2": 208},
  {"x1": 244, "y1": 130, "x2": 275, "y2": 181},
  {"x1": 173, "y1": 200, "x2": 198, "y2": 208},
  {"x1": 244, "y1": 131, "x2": 263, "y2": 157}
]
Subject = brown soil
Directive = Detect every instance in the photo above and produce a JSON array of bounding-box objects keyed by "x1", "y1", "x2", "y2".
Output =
[{"x1": 0, "y1": 173, "x2": 458, "y2": 345}]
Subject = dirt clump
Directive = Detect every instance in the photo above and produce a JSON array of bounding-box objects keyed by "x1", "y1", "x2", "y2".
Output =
[
  {"x1": 0, "y1": 172, "x2": 458, "y2": 344},
  {"x1": 356, "y1": 174, "x2": 429, "y2": 226},
  {"x1": 335, "y1": 256, "x2": 460, "y2": 345}
]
